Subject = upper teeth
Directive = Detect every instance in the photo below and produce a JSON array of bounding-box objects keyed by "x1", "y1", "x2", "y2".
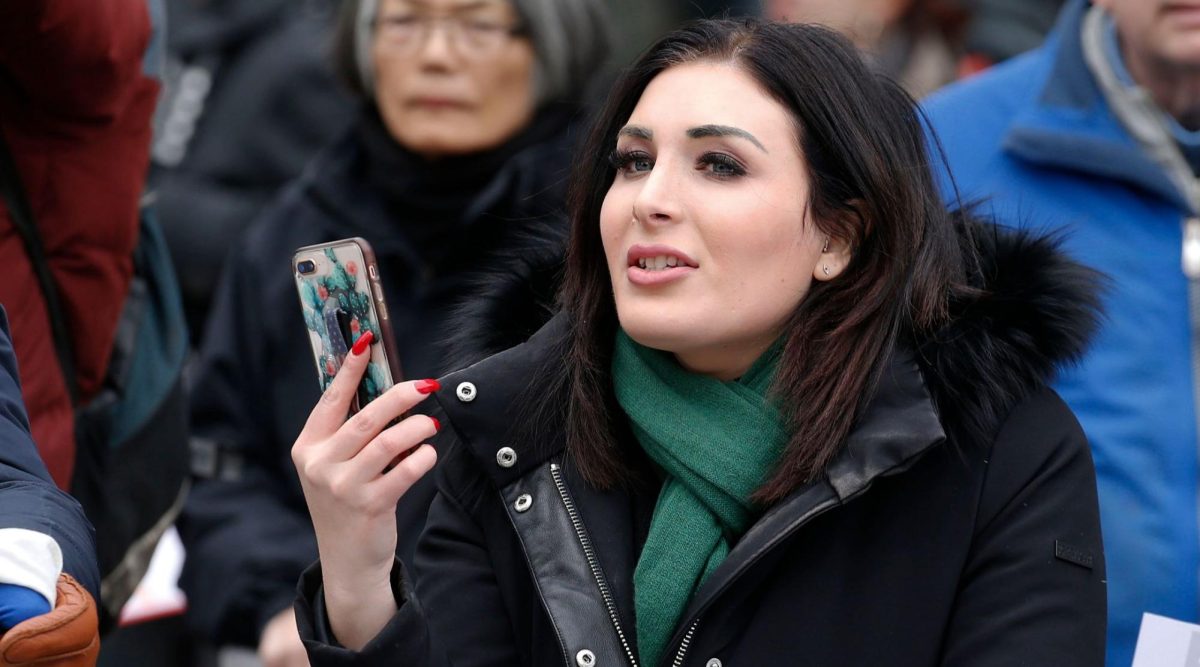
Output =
[{"x1": 637, "y1": 255, "x2": 681, "y2": 270}]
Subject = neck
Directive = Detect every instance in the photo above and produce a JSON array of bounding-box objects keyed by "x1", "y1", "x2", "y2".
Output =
[
  {"x1": 1121, "y1": 39, "x2": 1200, "y2": 130},
  {"x1": 673, "y1": 338, "x2": 775, "y2": 382}
]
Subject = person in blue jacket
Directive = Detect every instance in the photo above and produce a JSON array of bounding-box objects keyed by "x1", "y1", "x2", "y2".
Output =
[
  {"x1": 0, "y1": 305, "x2": 101, "y2": 659},
  {"x1": 922, "y1": 1, "x2": 1200, "y2": 664}
]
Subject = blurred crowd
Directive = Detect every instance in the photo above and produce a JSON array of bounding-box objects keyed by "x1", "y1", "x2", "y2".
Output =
[{"x1": 3, "y1": 0, "x2": 1197, "y2": 666}]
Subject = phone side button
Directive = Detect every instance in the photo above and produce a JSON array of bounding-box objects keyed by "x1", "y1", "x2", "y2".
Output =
[
  {"x1": 378, "y1": 303, "x2": 389, "y2": 321},
  {"x1": 369, "y1": 265, "x2": 379, "y2": 280}
]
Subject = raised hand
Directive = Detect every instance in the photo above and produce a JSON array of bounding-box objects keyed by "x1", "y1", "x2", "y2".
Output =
[{"x1": 291, "y1": 332, "x2": 440, "y2": 649}]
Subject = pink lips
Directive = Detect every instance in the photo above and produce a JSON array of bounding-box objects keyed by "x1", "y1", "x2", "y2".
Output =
[{"x1": 625, "y1": 244, "x2": 698, "y2": 287}]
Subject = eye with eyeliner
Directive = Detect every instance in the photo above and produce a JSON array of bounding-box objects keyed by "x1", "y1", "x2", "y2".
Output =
[
  {"x1": 698, "y1": 152, "x2": 747, "y2": 178},
  {"x1": 609, "y1": 148, "x2": 654, "y2": 175}
]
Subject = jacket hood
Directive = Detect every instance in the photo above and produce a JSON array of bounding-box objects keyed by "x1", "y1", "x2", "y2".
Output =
[
  {"x1": 919, "y1": 219, "x2": 1105, "y2": 446},
  {"x1": 436, "y1": 223, "x2": 566, "y2": 372}
]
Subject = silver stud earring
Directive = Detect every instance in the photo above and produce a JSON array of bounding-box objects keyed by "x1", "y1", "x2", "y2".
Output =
[
  {"x1": 822, "y1": 238, "x2": 830, "y2": 253},
  {"x1": 823, "y1": 265, "x2": 831, "y2": 276}
]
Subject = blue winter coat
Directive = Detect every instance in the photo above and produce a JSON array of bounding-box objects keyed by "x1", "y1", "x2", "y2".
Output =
[
  {"x1": 923, "y1": 2, "x2": 1198, "y2": 665},
  {"x1": 0, "y1": 307, "x2": 100, "y2": 601}
]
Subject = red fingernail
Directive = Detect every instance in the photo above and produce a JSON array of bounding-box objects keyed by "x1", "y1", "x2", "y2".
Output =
[
  {"x1": 351, "y1": 330, "x2": 373, "y2": 356},
  {"x1": 430, "y1": 416, "x2": 441, "y2": 432},
  {"x1": 415, "y1": 379, "x2": 440, "y2": 394}
]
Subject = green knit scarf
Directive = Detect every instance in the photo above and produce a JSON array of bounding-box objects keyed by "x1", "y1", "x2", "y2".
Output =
[{"x1": 612, "y1": 329, "x2": 789, "y2": 667}]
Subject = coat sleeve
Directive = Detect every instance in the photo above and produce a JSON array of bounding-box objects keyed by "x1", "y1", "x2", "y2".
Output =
[
  {"x1": 176, "y1": 243, "x2": 318, "y2": 647},
  {"x1": 939, "y1": 388, "x2": 1106, "y2": 666},
  {"x1": 0, "y1": 308, "x2": 99, "y2": 601},
  {"x1": 296, "y1": 451, "x2": 522, "y2": 667}
]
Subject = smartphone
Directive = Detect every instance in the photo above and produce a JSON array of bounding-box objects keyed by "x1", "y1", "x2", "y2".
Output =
[{"x1": 292, "y1": 237, "x2": 402, "y2": 413}]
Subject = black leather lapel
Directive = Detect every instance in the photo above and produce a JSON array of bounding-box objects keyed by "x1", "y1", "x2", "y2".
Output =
[{"x1": 500, "y1": 458, "x2": 638, "y2": 667}]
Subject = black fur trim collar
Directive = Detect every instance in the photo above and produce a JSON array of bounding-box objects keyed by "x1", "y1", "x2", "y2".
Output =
[{"x1": 918, "y1": 222, "x2": 1105, "y2": 445}]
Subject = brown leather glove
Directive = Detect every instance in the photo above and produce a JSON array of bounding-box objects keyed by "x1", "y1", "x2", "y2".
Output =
[{"x1": 0, "y1": 574, "x2": 99, "y2": 667}]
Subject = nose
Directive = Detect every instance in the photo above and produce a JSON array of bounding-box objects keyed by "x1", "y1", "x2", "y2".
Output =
[
  {"x1": 416, "y1": 19, "x2": 458, "y2": 67},
  {"x1": 631, "y1": 157, "x2": 684, "y2": 226}
]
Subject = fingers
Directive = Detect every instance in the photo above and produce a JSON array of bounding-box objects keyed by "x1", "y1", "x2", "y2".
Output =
[
  {"x1": 326, "y1": 378, "x2": 440, "y2": 461},
  {"x1": 348, "y1": 413, "x2": 439, "y2": 483},
  {"x1": 258, "y1": 609, "x2": 308, "y2": 667},
  {"x1": 300, "y1": 331, "x2": 375, "y2": 439},
  {"x1": 372, "y1": 444, "x2": 438, "y2": 503}
]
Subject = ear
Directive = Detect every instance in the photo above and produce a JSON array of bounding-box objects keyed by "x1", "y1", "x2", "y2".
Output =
[{"x1": 812, "y1": 231, "x2": 853, "y2": 282}]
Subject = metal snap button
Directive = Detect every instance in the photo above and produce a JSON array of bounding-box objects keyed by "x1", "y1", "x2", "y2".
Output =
[
  {"x1": 496, "y1": 447, "x2": 517, "y2": 468},
  {"x1": 575, "y1": 649, "x2": 596, "y2": 667},
  {"x1": 514, "y1": 494, "x2": 533, "y2": 513},
  {"x1": 455, "y1": 381, "x2": 476, "y2": 402},
  {"x1": 706, "y1": 659, "x2": 723, "y2": 667}
]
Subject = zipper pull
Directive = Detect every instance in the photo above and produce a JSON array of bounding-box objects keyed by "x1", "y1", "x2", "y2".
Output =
[{"x1": 1184, "y1": 217, "x2": 1200, "y2": 280}]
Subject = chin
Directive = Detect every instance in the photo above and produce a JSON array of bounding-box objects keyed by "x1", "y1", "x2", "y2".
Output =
[
  {"x1": 1161, "y1": 34, "x2": 1200, "y2": 66},
  {"x1": 616, "y1": 311, "x2": 698, "y2": 355}
]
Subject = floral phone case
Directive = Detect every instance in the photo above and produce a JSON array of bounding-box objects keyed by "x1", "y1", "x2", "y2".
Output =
[{"x1": 292, "y1": 238, "x2": 401, "y2": 412}]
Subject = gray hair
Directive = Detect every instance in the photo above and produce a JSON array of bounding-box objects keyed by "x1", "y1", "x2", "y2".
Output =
[{"x1": 334, "y1": 0, "x2": 612, "y2": 106}]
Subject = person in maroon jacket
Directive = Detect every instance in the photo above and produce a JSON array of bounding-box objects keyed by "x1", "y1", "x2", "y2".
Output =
[{"x1": 0, "y1": 0, "x2": 160, "y2": 489}]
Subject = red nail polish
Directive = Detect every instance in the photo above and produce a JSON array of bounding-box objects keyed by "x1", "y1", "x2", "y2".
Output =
[
  {"x1": 430, "y1": 416, "x2": 441, "y2": 432},
  {"x1": 351, "y1": 331, "x2": 373, "y2": 356},
  {"x1": 415, "y1": 379, "x2": 441, "y2": 394}
]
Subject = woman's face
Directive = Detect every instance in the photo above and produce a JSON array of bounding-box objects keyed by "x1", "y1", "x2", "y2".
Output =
[
  {"x1": 371, "y1": 0, "x2": 538, "y2": 157},
  {"x1": 600, "y1": 62, "x2": 849, "y2": 380}
]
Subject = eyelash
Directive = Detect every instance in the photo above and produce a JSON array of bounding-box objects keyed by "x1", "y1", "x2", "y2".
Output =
[{"x1": 608, "y1": 149, "x2": 748, "y2": 179}]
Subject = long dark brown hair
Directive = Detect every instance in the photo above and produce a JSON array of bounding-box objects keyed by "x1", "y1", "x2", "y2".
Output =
[{"x1": 557, "y1": 19, "x2": 971, "y2": 504}]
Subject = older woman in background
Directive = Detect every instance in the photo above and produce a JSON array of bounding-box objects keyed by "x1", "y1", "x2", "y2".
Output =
[{"x1": 176, "y1": 1, "x2": 609, "y2": 665}]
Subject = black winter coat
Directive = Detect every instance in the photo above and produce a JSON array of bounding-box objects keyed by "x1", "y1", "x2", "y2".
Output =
[
  {"x1": 153, "y1": 0, "x2": 356, "y2": 340},
  {"x1": 178, "y1": 110, "x2": 577, "y2": 646},
  {"x1": 295, "y1": 226, "x2": 1108, "y2": 666}
]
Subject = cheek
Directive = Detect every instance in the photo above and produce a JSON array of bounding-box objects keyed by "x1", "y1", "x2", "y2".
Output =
[
  {"x1": 708, "y1": 210, "x2": 814, "y2": 308},
  {"x1": 599, "y1": 186, "x2": 628, "y2": 266},
  {"x1": 372, "y1": 44, "x2": 408, "y2": 100},
  {"x1": 475, "y1": 53, "x2": 536, "y2": 130}
]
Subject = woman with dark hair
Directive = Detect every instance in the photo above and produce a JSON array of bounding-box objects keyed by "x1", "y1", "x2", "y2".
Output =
[
  {"x1": 291, "y1": 19, "x2": 1107, "y2": 666},
  {"x1": 178, "y1": 0, "x2": 610, "y2": 663}
]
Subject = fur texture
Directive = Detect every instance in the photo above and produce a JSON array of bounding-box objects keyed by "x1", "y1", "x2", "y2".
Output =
[
  {"x1": 918, "y1": 220, "x2": 1106, "y2": 446},
  {"x1": 438, "y1": 222, "x2": 567, "y2": 372}
]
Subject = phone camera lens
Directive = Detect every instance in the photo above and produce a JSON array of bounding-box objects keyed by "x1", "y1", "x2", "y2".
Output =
[{"x1": 297, "y1": 260, "x2": 316, "y2": 275}]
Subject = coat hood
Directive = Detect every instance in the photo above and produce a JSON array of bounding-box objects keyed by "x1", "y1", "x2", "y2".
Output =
[{"x1": 919, "y1": 220, "x2": 1105, "y2": 446}]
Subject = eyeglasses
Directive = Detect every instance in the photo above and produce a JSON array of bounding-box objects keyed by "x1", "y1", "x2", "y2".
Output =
[{"x1": 374, "y1": 13, "x2": 526, "y2": 57}]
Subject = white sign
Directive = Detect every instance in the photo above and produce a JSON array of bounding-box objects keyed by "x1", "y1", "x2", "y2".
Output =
[{"x1": 1132, "y1": 613, "x2": 1200, "y2": 667}]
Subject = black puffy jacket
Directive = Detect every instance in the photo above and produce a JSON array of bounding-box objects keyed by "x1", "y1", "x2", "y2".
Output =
[{"x1": 296, "y1": 224, "x2": 1108, "y2": 666}]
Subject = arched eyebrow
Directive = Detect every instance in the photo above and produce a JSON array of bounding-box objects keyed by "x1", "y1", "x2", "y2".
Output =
[
  {"x1": 617, "y1": 124, "x2": 768, "y2": 153},
  {"x1": 687, "y1": 125, "x2": 768, "y2": 153}
]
